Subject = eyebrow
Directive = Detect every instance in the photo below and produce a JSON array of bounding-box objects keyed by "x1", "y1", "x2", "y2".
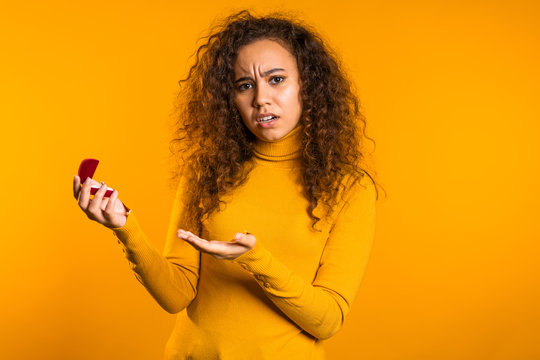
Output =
[{"x1": 233, "y1": 68, "x2": 286, "y2": 84}]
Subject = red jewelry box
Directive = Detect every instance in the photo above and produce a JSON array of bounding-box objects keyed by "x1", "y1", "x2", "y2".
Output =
[{"x1": 78, "y1": 158, "x2": 114, "y2": 197}]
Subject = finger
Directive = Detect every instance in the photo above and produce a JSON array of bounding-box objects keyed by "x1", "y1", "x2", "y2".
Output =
[
  {"x1": 180, "y1": 234, "x2": 204, "y2": 251},
  {"x1": 73, "y1": 175, "x2": 81, "y2": 200},
  {"x1": 231, "y1": 232, "x2": 247, "y2": 243},
  {"x1": 100, "y1": 197, "x2": 110, "y2": 211},
  {"x1": 231, "y1": 232, "x2": 256, "y2": 250},
  {"x1": 177, "y1": 229, "x2": 189, "y2": 241},
  {"x1": 179, "y1": 232, "x2": 209, "y2": 250},
  {"x1": 88, "y1": 182, "x2": 108, "y2": 212},
  {"x1": 87, "y1": 182, "x2": 109, "y2": 222},
  {"x1": 178, "y1": 231, "x2": 200, "y2": 244},
  {"x1": 177, "y1": 230, "x2": 197, "y2": 240},
  {"x1": 78, "y1": 177, "x2": 93, "y2": 210},
  {"x1": 186, "y1": 234, "x2": 231, "y2": 255},
  {"x1": 186, "y1": 232, "x2": 217, "y2": 246},
  {"x1": 104, "y1": 190, "x2": 118, "y2": 218},
  {"x1": 177, "y1": 229, "x2": 187, "y2": 239},
  {"x1": 178, "y1": 230, "x2": 223, "y2": 250},
  {"x1": 243, "y1": 233, "x2": 256, "y2": 248}
]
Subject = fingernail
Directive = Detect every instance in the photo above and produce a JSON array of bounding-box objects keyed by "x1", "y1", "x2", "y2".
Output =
[{"x1": 101, "y1": 181, "x2": 105, "y2": 185}]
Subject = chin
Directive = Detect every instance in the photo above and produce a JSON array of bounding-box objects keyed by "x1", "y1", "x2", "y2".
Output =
[{"x1": 259, "y1": 131, "x2": 286, "y2": 142}]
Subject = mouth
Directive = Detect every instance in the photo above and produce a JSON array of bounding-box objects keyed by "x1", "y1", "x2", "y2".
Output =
[{"x1": 257, "y1": 113, "x2": 279, "y2": 123}]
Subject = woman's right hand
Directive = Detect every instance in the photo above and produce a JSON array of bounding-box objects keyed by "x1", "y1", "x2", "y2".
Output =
[{"x1": 73, "y1": 175, "x2": 130, "y2": 229}]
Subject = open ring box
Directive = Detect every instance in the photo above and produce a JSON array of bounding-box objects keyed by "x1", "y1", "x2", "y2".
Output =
[{"x1": 78, "y1": 158, "x2": 115, "y2": 197}]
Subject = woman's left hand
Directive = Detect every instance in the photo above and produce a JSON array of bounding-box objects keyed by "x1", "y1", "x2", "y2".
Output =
[{"x1": 177, "y1": 230, "x2": 256, "y2": 260}]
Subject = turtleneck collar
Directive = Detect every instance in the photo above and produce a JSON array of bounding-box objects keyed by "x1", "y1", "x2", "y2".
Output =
[{"x1": 253, "y1": 124, "x2": 303, "y2": 162}]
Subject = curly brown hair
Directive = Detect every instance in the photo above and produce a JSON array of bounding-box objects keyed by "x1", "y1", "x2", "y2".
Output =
[{"x1": 169, "y1": 10, "x2": 382, "y2": 235}]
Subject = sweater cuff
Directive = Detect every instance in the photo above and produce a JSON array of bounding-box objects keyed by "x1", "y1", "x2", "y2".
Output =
[
  {"x1": 110, "y1": 210, "x2": 140, "y2": 244},
  {"x1": 232, "y1": 240, "x2": 295, "y2": 295},
  {"x1": 109, "y1": 210, "x2": 157, "y2": 271},
  {"x1": 232, "y1": 240, "x2": 271, "y2": 272}
]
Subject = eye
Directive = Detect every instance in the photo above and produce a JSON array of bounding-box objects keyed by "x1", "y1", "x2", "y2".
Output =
[
  {"x1": 237, "y1": 83, "x2": 253, "y2": 91},
  {"x1": 270, "y1": 76, "x2": 285, "y2": 85}
]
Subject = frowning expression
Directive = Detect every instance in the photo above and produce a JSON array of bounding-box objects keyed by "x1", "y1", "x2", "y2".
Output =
[{"x1": 232, "y1": 39, "x2": 303, "y2": 142}]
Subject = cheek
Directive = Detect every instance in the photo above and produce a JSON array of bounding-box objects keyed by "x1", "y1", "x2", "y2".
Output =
[
  {"x1": 281, "y1": 86, "x2": 302, "y2": 113},
  {"x1": 232, "y1": 96, "x2": 243, "y2": 115},
  {"x1": 234, "y1": 95, "x2": 247, "y2": 110},
  {"x1": 233, "y1": 96, "x2": 252, "y2": 123}
]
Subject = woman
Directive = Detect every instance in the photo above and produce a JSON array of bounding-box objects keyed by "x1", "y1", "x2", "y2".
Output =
[{"x1": 73, "y1": 10, "x2": 380, "y2": 359}]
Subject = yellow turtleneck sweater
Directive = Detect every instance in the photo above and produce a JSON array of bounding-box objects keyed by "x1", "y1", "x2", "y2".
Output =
[{"x1": 111, "y1": 125, "x2": 377, "y2": 359}]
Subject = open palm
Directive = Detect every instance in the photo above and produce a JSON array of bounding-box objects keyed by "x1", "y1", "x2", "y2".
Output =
[{"x1": 177, "y1": 229, "x2": 256, "y2": 260}]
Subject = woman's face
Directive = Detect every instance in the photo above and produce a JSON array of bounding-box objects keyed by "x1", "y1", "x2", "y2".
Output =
[{"x1": 232, "y1": 39, "x2": 303, "y2": 142}]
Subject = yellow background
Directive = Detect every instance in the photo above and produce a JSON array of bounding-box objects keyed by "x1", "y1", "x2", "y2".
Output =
[{"x1": 1, "y1": 0, "x2": 539, "y2": 359}]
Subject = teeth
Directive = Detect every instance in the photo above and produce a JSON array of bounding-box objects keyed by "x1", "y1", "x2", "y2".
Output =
[{"x1": 259, "y1": 116, "x2": 276, "y2": 123}]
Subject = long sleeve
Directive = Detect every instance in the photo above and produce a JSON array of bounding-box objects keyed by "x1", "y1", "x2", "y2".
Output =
[
  {"x1": 110, "y1": 172, "x2": 200, "y2": 314},
  {"x1": 231, "y1": 174, "x2": 377, "y2": 340}
]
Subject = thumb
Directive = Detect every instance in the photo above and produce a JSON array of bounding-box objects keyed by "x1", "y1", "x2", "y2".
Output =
[{"x1": 232, "y1": 231, "x2": 248, "y2": 243}]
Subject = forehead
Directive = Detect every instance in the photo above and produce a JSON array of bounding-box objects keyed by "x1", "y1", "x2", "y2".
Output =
[{"x1": 234, "y1": 39, "x2": 297, "y2": 74}]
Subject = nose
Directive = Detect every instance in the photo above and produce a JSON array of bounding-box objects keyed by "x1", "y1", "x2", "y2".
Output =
[{"x1": 252, "y1": 84, "x2": 271, "y2": 108}]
